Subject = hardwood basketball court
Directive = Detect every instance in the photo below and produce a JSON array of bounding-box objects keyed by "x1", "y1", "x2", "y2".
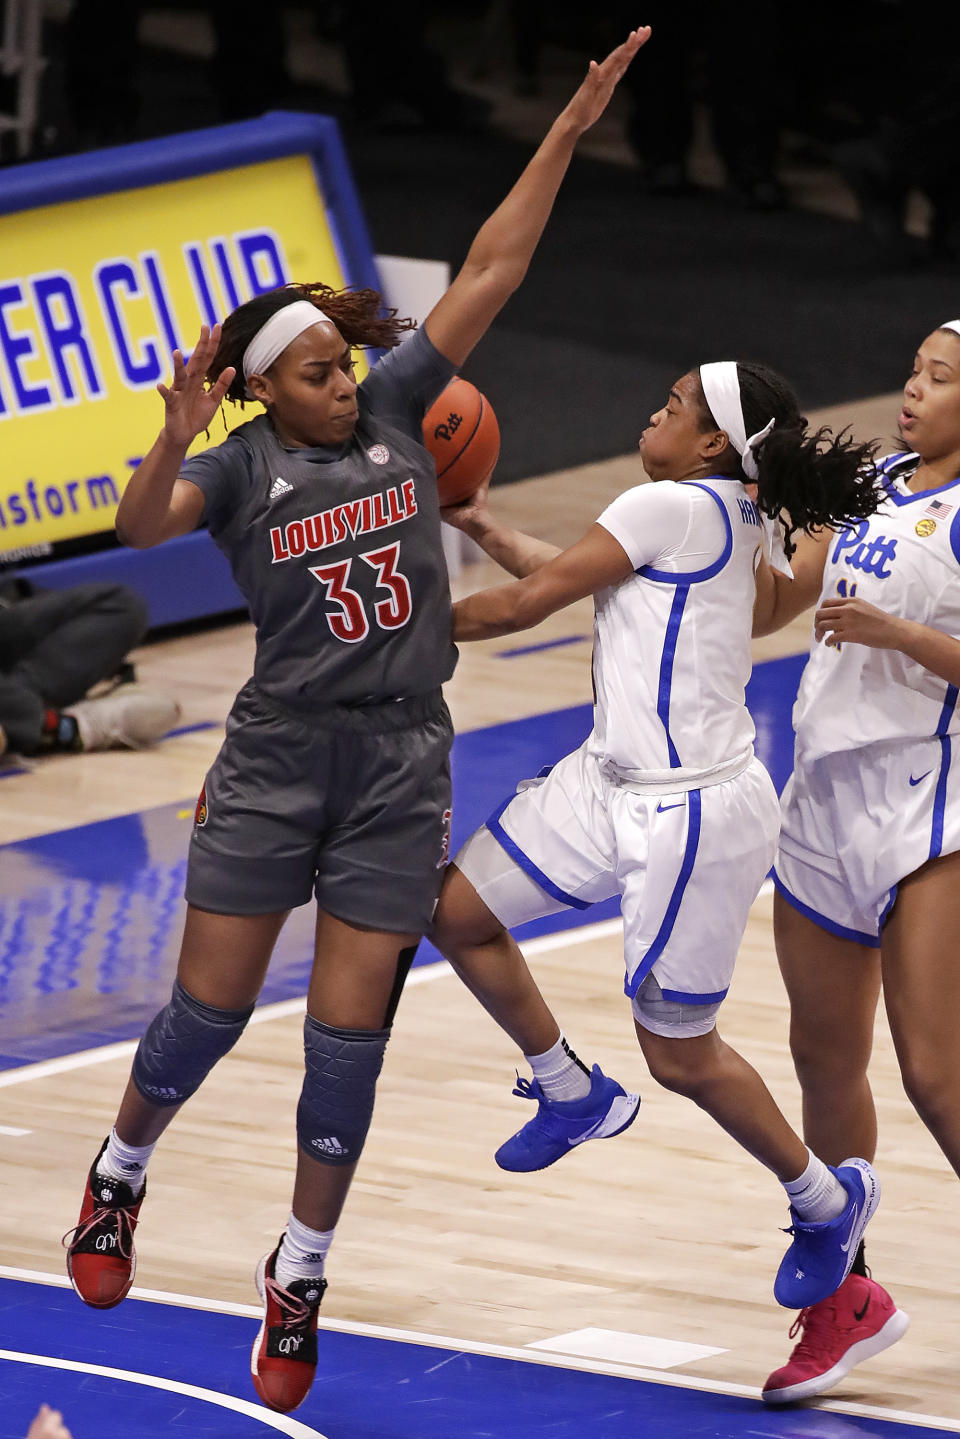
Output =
[{"x1": 2, "y1": 389, "x2": 958, "y2": 1433}]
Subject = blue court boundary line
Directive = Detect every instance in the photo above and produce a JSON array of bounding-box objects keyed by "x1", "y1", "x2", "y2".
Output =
[
  {"x1": 1, "y1": 1266, "x2": 956, "y2": 1434},
  {"x1": 495, "y1": 634, "x2": 590, "y2": 657},
  {"x1": 0, "y1": 656, "x2": 804, "y2": 1067}
]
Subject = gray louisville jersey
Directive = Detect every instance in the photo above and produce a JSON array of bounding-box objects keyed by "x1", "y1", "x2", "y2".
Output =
[{"x1": 181, "y1": 326, "x2": 459, "y2": 708}]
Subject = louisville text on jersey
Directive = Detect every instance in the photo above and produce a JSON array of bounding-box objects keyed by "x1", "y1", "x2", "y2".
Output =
[{"x1": 269, "y1": 479, "x2": 418, "y2": 564}]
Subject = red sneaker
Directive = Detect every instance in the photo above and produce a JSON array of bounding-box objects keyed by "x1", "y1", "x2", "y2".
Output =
[
  {"x1": 763, "y1": 1273, "x2": 909, "y2": 1405},
  {"x1": 251, "y1": 1241, "x2": 327, "y2": 1413},
  {"x1": 63, "y1": 1141, "x2": 145, "y2": 1309}
]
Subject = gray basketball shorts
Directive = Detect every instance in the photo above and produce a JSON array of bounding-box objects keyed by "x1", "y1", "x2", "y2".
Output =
[{"x1": 185, "y1": 679, "x2": 453, "y2": 933}]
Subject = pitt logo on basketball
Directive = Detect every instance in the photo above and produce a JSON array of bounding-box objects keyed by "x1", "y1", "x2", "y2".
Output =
[
  {"x1": 432, "y1": 410, "x2": 463, "y2": 442},
  {"x1": 269, "y1": 480, "x2": 419, "y2": 564}
]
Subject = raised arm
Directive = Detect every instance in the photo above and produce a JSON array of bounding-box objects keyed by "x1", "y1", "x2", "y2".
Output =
[
  {"x1": 115, "y1": 325, "x2": 236, "y2": 549},
  {"x1": 453, "y1": 524, "x2": 634, "y2": 640},
  {"x1": 424, "y1": 26, "x2": 651, "y2": 369}
]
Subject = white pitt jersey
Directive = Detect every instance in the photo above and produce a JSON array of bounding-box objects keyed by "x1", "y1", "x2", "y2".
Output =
[
  {"x1": 590, "y1": 477, "x2": 765, "y2": 784},
  {"x1": 794, "y1": 452, "x2": 960, "y2": 765}
]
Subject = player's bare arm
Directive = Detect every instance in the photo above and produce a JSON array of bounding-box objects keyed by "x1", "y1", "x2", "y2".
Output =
[
  {"x1": 115, "y1": 324, "x2": 235, "y2": 549},
  {"x1": 453, "y1": 524, "x2": 633, "y2": 639},
  {"x1": 752, "y1": 527, "x2": 832, "y2": 637},
  {"x1": 442, "y1": 477, "x2": 561, "y2": 578},
  {"x1": 424, "y1": 26, "x2": 651, "y2": 370}
]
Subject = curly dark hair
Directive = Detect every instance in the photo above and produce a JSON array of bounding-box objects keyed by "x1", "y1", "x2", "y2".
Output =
[
  {"x1": 209, "y1": 282, "x2": 417, "y2": 406},
  {"x1": 692, "y1": 361, "x2": 883, "y2": 557}
]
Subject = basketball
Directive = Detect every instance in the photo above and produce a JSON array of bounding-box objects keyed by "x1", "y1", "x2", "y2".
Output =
[{"x1": 422, "y1": 378, "x2": 500, "y2": 505}]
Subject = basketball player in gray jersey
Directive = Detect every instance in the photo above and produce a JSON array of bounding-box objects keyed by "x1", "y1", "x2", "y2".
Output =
[
  {"x1": 63, "y1": 26, "x2": 651, "y2": 1416},
  {"x1": 183, "y1": 322, "x2": 459, "y2": 711}
]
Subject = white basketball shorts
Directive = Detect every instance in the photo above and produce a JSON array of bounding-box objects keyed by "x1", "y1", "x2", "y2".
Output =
[
  {"x1": 454, "y1": 741, "x2": 780, "y2": 1036},
  {"x1": 775, "y1": 733, "x2": 960, "y2": 947}
]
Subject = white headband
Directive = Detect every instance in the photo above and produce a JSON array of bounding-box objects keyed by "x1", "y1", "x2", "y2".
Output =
[
  {"x1": 242, "y1": 300, "x2": 329, "y2": 397},
  {"x1": 699, "y1": 360, "x2": 774, "y2": 481},
  {"x1": 940, "y1": 319, "x2": 960, "y2": 338}
]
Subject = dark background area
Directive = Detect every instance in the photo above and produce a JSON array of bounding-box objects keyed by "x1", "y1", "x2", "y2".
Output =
[{"x1": 13, "y1": 1, "x2": 960, "y2": 483}]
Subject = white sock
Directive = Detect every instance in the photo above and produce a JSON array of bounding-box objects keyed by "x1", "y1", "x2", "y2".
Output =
[
  {"x1": 96, "y1": 1127, "x2": 155, "y2": 1196},
  {"x1": 783, "y1": 1149, "x2": 847, "y2": 1223},
  {"x1": 275, "y1": 1212, "x2": 335, "y2": 1290},
  {"x1": 526, "y1": 1034, "x2": 592, "y2": 1102}
]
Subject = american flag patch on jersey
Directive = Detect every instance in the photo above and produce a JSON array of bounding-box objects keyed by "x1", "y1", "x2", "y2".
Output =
[{"x1": 925, "y1": 498, "x2": 953, "y2": 517}]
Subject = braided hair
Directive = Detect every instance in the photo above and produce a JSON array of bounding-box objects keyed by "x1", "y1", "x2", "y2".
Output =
[
  {"x1": 693, "y1": 362, "x2": 882, "y2": 557},
  {"x1": 209, "y1": 282, "x2": 417, "y2": 407}
]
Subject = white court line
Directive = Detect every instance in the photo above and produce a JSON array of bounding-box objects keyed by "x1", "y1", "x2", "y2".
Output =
[
  {"x1": 0, "y1": 1125, "x2": 30, "y2": 1136},
  {"x1": 0, "y1": 880, "x2": 774, "y2": 1091},
  {"x1": 0, "y1": 1347, "x2": 328, "y2": 1437},
  {"x1": 0, "y1": 914, "x2": 621, "y2": 1089},
  {"x1": 0, "y1": 874, "x2": 771, "y2": 1087},
  {"x1": 0, "y1": 1264, "x2": 953, "y2": 1432}
]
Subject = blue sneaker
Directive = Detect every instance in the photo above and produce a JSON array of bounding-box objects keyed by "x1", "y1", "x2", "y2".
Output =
[
  {"x1": 495, "y1": 1064, "x2": 640, "y2": 1172},
  {"x1": 775, "y1": 1158, "x2": 880, "y2": 1310}
]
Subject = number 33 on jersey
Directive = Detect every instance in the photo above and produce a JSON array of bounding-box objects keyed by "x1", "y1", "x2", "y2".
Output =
[{"x1": 270, "y1": 479, "x2": 418, "y2": 643}]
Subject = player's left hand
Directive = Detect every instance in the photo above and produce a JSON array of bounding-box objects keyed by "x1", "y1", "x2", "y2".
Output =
[
  {"x1": 815, "y1": 594, "x2": 909, "y2": 650},
  {"x1": 440, "y1": 474, "x2": 492, "y2": 532},
  {"x1": 561, "y1": 25, "x2": 651, "y2": 135}
]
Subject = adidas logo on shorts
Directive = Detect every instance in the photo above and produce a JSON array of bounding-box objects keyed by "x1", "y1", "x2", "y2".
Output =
[
  {"x1": 311, "y1": 1135, "x2": 347, "y2": 1157},
  {"x1": 268, "y1": 476, "x2": 293, "y2": 501}
]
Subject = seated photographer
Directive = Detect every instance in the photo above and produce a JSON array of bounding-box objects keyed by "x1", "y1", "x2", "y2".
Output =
[{"x1": 0, "y1": 579, "x2": 179, "y2": 757}]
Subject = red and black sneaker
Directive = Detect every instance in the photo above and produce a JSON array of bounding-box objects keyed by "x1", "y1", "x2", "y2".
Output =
[
  {"x1": 251, "y1": 1240, "x2": 327, "y2": 1413},
  {"x1": 763, "y1": 1273, "x2": 909, "y2": 1405},
  {"x1": 63, "y1": 1140, "x2": 145, "y2": 1309}
]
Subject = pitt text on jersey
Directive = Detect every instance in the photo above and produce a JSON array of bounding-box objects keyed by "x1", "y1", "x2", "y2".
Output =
[
  {"x1": 269, "y1": 479, "x2": 419, "y2": 563},
  {"x1": 832, "y1": 521, "x2": 898, "y2": 579}
]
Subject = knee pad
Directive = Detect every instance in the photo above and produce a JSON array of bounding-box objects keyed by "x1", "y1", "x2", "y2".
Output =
[
  {"x1": 631, "y1": 971, "x2": 722, "y2": 1038},
  {"x1": 132, "y1": 978, "x2": 254, "y2": 1106},
  {"x1": 297, "y1": 1016, "x2": 390, "y2": 1167}
]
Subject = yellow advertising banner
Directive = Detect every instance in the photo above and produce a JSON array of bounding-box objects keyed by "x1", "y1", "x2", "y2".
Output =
[{"x1": 0, "y1": 151, "x2": 369, "y2": 556}]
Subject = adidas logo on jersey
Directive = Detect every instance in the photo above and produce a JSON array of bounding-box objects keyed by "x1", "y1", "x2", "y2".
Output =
[
  {"x1": 311, "y1": 1135, "x2": 347, "y2": 1157},
  {"x1": 268, "y1": 475, "x2": 294, "y2": 501}
]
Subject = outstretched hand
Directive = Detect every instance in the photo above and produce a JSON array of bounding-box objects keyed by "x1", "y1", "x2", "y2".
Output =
[
  {"x1": 562, "y1": 25, "x2": 651, "y2": 135},
  {"x1": 157, "y1": 324, "x2": 237, "y2": 448}
]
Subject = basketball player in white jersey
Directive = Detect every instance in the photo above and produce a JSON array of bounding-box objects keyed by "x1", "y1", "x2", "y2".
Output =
[
  {"x1": 753, "y1": 321, "x2": 960, "y2": 1404},
  {"x1": 437, "y1": 358, "x2": 885, "y2": 1311}
]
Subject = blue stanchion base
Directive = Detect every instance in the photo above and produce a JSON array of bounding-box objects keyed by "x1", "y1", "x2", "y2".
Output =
[{"x1": 14, "y1": 529, "x2": 247, "y2": 628}]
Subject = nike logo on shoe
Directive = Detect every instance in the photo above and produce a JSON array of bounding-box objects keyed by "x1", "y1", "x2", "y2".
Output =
[
  {"x1": 839, "y1": 1202, "x2": 859, "y2": 1252},
  {"x1": 909, "y1": 771, "x2": 932, "y2": 786},
  {"x1": 853, "y1": 1295, "x2": 871, "y2": 1322},
  {"x1": 656, "y1": 800, "x2": 685, "y2": 813},
  {"x1": 566, "y1": 1113, "x2": 608, "y2": 1147}
]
